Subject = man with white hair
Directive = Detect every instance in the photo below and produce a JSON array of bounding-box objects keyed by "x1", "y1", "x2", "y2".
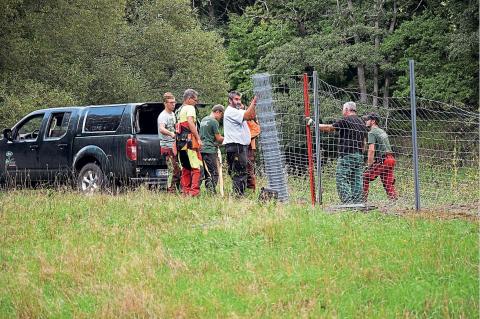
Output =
[{"x1": 319, "y1": 101, "x2": 368, "y2": 204}]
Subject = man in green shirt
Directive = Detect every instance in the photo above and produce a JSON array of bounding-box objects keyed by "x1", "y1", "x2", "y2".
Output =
[
  {"x1": 363, "y1": 112, "x2": 397, "y2": 201},
  {"x1": 200, "y1": 105, "x2": 224, "y2": 193}
]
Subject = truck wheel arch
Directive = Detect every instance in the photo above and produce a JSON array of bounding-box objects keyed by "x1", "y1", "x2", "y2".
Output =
[{"x1": 73, "y1": 146, "x2": 111, "y2": 174}]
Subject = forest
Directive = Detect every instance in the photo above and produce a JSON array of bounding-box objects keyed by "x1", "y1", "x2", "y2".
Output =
[{"x1": 0, "y1": 0, "x2": 478, "y2": 128}]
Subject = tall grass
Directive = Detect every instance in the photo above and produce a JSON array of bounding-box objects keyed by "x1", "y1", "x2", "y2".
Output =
[{"x1": 0, "y1": 189, "x2": 478, "y2": 318}]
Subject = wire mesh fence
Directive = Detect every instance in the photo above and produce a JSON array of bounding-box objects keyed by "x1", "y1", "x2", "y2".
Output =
[{"x1": 249, "y1": 73, "x2": 479, "y2": 210}]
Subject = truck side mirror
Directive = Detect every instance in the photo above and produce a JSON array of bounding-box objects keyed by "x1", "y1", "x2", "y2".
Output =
[{"x1": 2, "y1": 128, "x2": 12, "y2": 141}]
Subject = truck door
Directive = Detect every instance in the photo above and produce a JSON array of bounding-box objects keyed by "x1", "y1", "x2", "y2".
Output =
[
  {"x1": 38, "y1": 111, "x2": 74, "y2": 181},
  {"x1": 5, "y1": 113, "x2": 46, "y2": 182}
]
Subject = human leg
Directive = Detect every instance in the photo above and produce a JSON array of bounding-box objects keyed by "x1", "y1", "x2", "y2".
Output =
[
  {"x1": 179, "y1": 150, "x2": 192, "y2": 195},
  {"x1": 246, "y1": 147, "x2": 256, "y2": 190},
  {"x1": 186, "y1": 149, "x2": 202, "y2": 197},
  {"x1": 350, "y1": 153, "x2": 364, "y2": 204},
  {"x1": 226, "y1": 144, "x2": 248, "y2": 196},
  {"x1": 202, "y1": 153, "x2": 218, "y2": 193},
  {"x1": 380, "y1": 165, "x2": 397, "y2": 200},
  {"x1": 363, "y1": 162, "x2": 382, "y2": 201},
  {"x1": 336, "y1": 156, "x2": 351, "y2": 203}
]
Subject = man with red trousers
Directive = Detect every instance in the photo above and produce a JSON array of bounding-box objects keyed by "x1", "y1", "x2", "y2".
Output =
[
  {"x1": 363, "y1": 112, "x2": 398, "y2": 201},
  {"x1": 176, "y1": 89, "x2": 203, "y2": 196}
]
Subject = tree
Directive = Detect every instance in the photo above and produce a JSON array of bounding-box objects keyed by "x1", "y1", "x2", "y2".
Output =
[
  {"x1": 0, "y1": 0, "x2": 229, "y2": 128},
  {"x1": 382, "y1": 3, "x2": 479, "y2": 106}
]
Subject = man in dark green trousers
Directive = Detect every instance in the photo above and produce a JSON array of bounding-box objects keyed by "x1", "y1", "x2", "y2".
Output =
[{"x1": 319, "y1": 102, "x2": 368, "y2": 204}]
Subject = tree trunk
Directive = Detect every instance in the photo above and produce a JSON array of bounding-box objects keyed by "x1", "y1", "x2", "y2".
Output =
[
  {"x1": 347, "y1": 0, "x2": 367, "y2": 103},
  {"x1": 208, "y1": 0, "x2": 215, "y2": 23},
  {"x1": 373, "y1": 0, "x2": 381, "y2": 107},
  {"x1": 373, "y1": 65, "x2": 378, "y2": 107},
  {"x1": 383, "y1": 73, "x2": 390, "y2": 107},
  {"x1": 383, "y1": 0, "x2": 397, "y2": 107}
]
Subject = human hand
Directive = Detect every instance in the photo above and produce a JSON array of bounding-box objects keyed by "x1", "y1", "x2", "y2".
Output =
[{"x1": 250, "y1": 96, "x2": 257, "y2": 106}]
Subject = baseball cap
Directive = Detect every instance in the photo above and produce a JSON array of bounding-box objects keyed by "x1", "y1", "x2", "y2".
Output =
[{"x1": 365, "y1": 112, "x2": 380, "y2": 123}]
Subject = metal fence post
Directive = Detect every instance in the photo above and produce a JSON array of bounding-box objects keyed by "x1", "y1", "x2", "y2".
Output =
[
  {"x1": 312, "y1": 71, "x2": 322, "y2": 205},
  {"x1": 409, "y1": 60, "x2": 421, "y2": 211}
]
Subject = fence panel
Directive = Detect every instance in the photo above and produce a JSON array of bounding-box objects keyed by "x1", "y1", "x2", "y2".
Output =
[{"x1": 248, "y1": 73, "x2": 479, "y2": 210}]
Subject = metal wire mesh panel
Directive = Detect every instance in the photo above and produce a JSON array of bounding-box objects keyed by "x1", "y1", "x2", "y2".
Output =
[
  {"x1": 248, "y1": 73, "x2": 478, "y2": 210},
  {"x1": 317, "y1": 79, "x2": 479, "y2": 209},
  {"x1": 246, "y1": 74, "x2": 315, "y2": 202},
  {"x1": 252, "y1": 73, "x2": 289, "y2": 201}
]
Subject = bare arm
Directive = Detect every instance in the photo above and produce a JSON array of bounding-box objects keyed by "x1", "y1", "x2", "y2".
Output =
[
  {"x1": 159, "y1": 123, "x2": 175, "y2": 138},
  {"x1": 319, "y1": 124, "x2": 336, "y2": 133},
  {"x1": 243, "y1": 96, "x2": 257, "y2": 120},
  {"x1": 367, "y1": 143, "x2": 375, "y2": 166},
  {"x1": 215, "y1": 133, "x2": 224, "y2": 144}
]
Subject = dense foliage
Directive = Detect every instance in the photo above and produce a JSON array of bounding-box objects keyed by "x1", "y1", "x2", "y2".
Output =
[
  {"x1": 0, "y1": 0, "x2": 477, "y2": 128},
  {"x1": 220, "y1": 0, "x2": 478, "y2": 107},
  {"x1": 0, "y1": 0, "x2": 228, "y2": 128}
]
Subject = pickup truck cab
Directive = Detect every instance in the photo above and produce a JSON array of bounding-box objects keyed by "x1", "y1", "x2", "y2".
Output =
[{"x1": 0, "y1": 102, "x2": 169, "y2": 193}]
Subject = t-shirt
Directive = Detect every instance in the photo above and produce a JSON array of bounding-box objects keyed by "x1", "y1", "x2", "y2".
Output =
[
  {"x1": 157, "y1": 110, "x2": 175, "y2": 148},
  {"x1": 223, "y1": 106, "x2": 251, "y2": 146},
  {"x1": 332, "y1": 115, "x2": 368, "y2": 156},
  {"x1": 368, "y1": 126, "x2": 392, "y2": 161},
  {"x1": 200, "y1": 115, "x2": 220, "y2": 154},
  {"x1": 178, "y1": 104, "x2": 196, "y2": 123}
]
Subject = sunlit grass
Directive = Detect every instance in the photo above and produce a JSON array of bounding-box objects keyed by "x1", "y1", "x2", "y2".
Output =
[{"x1": 0, "y1": 188, "x2": 477, "y2": 318}]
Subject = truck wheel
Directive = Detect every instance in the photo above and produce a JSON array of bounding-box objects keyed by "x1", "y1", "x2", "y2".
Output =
[{"x1": 77, "y1": 163, "x2": 106, "y2": 194}]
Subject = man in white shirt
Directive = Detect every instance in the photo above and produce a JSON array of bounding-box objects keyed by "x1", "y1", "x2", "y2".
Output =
[{"x1": 223, "y1": 91, "x2": 257, "y2": 196}]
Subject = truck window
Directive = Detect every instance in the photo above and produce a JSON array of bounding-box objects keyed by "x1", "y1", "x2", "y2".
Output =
[
  {"x1": 15, "y1": 114, "x2": 44, "y2": 141},
  {"x1": 84, "y1": 106, "x2": 125, "y2": 132},
  {"x1": 45, "y1": 112, "x2": 71, "y2": 139}
]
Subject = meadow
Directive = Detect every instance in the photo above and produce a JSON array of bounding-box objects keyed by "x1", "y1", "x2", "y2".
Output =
[{"x1": 0, "y1": 187, "x2": 478, "y2": 318}]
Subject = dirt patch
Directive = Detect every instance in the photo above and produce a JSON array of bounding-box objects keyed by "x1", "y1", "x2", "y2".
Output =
[{"x1": 379, "y1": 203, "x2": 479, "y2": 222}]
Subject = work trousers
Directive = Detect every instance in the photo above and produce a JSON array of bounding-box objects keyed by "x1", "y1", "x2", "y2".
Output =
[
  {"x1": 160, "y1": 147, "x2": 181, "y2": 191},
  {"x1": 202, "y1": 152, "x2": 219, "y2": 193},
  {"x1": 178, "y1": 149, "x2": 201, "y2": 197},
  {"x1": 246, "y1": 147, "x2": 256, "y2": 190},
  {"x1": 363, "y1": 161, "x2": 397, "y2": 200},
  {"x1": 336, "y1": 153, "x2": 364, "y2": 204},
  {"x1": 226, "y1": 143, "x2": 248, "y2": 196}
]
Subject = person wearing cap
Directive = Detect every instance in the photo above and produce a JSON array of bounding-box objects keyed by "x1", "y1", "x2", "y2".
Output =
[
  {"x1": 223, "y1": 91, "x2": 257, "y2": 196},
  {"x1": 319, "y1": 101, "x2": 368, "y2": 204},
  {"x1": 200, "y1": 104, "x2": 225, "y2": 193},
  {"x1": 363, "y1": 112, "x2": 397, "y2": 201},
  {"x1": 176, "y1": 89, "x2": 203, "y2": 197},
  {"x1": 158, "y1": 92, "x2": 181, "y2": 192}
]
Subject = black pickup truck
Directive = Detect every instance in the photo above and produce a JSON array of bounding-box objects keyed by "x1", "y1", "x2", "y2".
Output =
[{"x1": 0, "y1": 103, "x2": 169, "y2": 193}]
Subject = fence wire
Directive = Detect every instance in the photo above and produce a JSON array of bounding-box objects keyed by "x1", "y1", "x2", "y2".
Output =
[{"x1": 248, "y1": 73, "x2": 479, "y2": 210}]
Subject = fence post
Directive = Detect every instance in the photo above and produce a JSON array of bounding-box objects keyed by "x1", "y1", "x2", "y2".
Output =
[
  {"x1": 303, "y1": 73, "x2": 316, "y2": 206},
  {"x1": 409, "y1": 60, "x2": 421, "y2": 211},
  {"x1": 312, "y1": 71, "x2": 322, "y2": 205}
]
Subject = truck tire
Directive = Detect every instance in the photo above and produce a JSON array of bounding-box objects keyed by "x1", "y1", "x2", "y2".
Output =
[{"x1": 77, "y1": 163, "x2": 107, "y2": 194}]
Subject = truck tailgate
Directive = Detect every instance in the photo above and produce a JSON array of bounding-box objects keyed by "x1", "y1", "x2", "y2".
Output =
[{"x1": 136, "y1": 134, "x2": 166, "y2": 166}]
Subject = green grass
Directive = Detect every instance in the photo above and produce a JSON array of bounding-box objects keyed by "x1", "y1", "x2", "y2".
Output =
[{"x1": 0, "y1": 189, "x2": 478, "y2": 318}]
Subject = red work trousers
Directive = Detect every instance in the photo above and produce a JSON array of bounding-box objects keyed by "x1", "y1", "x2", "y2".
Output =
[
  {"x1": 180, "y1": 167, "x2": 200, "y2": 196},
  {"x1": 363, "y1": 161, "x2": 397, "y2": 200},
  {"x1": 178, "y1": 149, "x2": 201, "y2": 197}
]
